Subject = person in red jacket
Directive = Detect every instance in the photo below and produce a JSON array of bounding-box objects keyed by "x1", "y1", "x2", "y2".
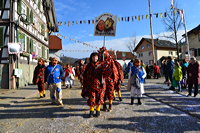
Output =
[
  {"x1": 65, "y1": 64, "x2": 74, "y2": 88},
  {"x1": 153, "y1": 63, "x2": 160, "y2": 79}
]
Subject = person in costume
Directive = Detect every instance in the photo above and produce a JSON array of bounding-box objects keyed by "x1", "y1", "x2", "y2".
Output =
[
  {"x1": 127, "y1": 58, "x2": 146, "y2": 105},
  {"x1": 113, "y1": 60, "x2": 124, "y2": 101},
  {"x1": 33, "y1": 58, "x2": 46, "y2": 98},
  {"x1": 81, "y1": 52, "x2": 105, "y2": 117},
  {"x1": 78, "y1": 60, "x2": 86, "y2": 87},
  {"x1": 98, "y1": 47, "x2": 118, "y2": 112}
]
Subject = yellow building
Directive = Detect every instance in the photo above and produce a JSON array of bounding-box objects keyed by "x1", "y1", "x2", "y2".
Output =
[{"x1": 134, "y1": 38, "x2": 177, "y2": 65}]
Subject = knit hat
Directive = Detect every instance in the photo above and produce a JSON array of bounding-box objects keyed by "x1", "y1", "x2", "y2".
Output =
[{"x1": 190, "y1": 56, "x2": 196, "y2": 61}]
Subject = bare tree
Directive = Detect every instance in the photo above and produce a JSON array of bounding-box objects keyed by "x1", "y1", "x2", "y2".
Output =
[
  {"x1": 162, "y1": 4, "x2": 182, "y2": 60},
  {"x1": 126, "y1": 35, "x2": 137, "y2": 54}
]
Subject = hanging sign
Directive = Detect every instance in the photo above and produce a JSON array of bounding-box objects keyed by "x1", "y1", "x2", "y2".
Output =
[
  {"x1": 8, "y1": 43, "x2": 22, "y2": 54},
  {"x1": 94, "y1": 13, "x2": 117, "y2": 36}
]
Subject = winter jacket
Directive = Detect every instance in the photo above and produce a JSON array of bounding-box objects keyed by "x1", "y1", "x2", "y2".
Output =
[
  {"x1": 131, "y1": 66, "x2": 146, "y2": 84},
  {"x1": 166, "y1": 60, "x2": 174, "y2": 76},
  {"x1": 45, "y1": 64, "x2": 64, "y2": 84},
  {"x1": 173, "y1": 66, "x2": 182, "y2": 81},
  {"x1": 187, "y1": 62, "x2": 200, "y2": 85}
]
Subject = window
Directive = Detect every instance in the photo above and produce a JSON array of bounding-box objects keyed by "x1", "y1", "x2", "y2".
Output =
[
  {"x1": 198, "y1": 32, "x2": 200, "y2": 42},
  {"x1": 21, "y1": 2, "x2": 26, "y2": 15},
  {"x1": 42, "y1": 46, "x2": 45, "y2": 57},
  {"x1": 141, "y1": 45, "x2": 144, "y2": 49},
  {"x1": 169, "y1": 51, "x2": 173, "y2": 55},
  {"x1": 0, "y1": 27, "x2": 4, "y2": 48},
  {"x1": 149, "y1": 60, "x2": 153, "y2": 65},
  {"x1": 147, "y1": 44, "x2": 151, "y2": 48},
  {"x1": 0, "y1": 0, "x2": 4, "y2": 9},
  {"x1": 26, "y1": 36, "x2": 30, "y2": 53},
  {"x1": 149, "y1": 51, "x2": 152, "y2": 56},
  {"x1": 18, "y1": 32, "x2": 25, "y2": 51},
  {"x1": 198, "y1": 48, "x2": 200, "y2": 56},
  {"x1": 17, "y1": 0, "x2": 22, "y2": 14}
]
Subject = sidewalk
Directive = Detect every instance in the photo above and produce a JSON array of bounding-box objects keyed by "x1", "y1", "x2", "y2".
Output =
[{"x1": 0, "y1": 85, "x2": 38, "y2": 109}]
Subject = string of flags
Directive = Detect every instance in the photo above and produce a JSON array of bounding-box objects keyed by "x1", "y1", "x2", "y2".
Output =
[
  {"x1": 57, "y1": 12, "x2": 167, "y2": 27},
  {"x1": 52, "y1": 33, "x2": 99, "y2": 49},
  {"x1": 61, "y1": 49, "x2": 97, "y2": 53}
]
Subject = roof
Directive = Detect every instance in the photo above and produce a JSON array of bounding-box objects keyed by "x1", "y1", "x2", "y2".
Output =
[
  {"x1": 49, "y1": 35, "x2": 62, "y2": 50},
  {"x1": 134, "y1": 38, "x2": 176, "y2": 51},
  {"x1": 108, "y1": 51, "x2": 135, "y2": 60},
  {"x1": 182, "y1": 24, "x2": 200, "y2": 36}
]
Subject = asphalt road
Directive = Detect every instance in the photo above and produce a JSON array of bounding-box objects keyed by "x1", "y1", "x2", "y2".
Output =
[{"x1": 0, "y1": 79, "x2": 200, "y2": 133}]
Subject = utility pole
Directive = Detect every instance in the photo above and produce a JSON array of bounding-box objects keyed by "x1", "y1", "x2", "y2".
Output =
[
  {"x1": 182, "y1": 9, "x2": 190, "y2": 60},
  {"x1": 148, "y1": 0, "x2": 155, "y2": 64}
]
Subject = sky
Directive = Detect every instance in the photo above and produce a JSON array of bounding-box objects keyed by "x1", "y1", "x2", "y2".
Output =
[{"x1": 54, "y1": 0, "x2": 200, "y2": 58}]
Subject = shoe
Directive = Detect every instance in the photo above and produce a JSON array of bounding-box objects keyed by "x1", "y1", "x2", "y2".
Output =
[
  {"x1": 89, "y1": 111, "x2": 94, "y2": 118},
  {"x1": 57, "y1": 101, "x2": 64, "y2": 106},
  {"x1": 113, "y1": 97, "x2": 116, "y2": 101},
  {"x1": 96, "y1": 111, "x2": 100, "y2": 117},
  {"x1": 40, "y1": 96, "x2": 43, "y2": 98},
  {"x1": 131, "y1": 98, "x2": 134, "y2": 105},
  {"x1": 70, "y1": 85, "x2": 72, "y2": 88},
  {"x1": 43, "y1": 94, "x2": 46, "y2": 97},
  {"x1": 138, "y1": 98, "x2": 142, "y2": 105},
  {"x1": 194, "y1": 94, "x2": 198, "y2": 97},
  {"x1": 108, "y1": 104, "x2": 112, "y2": 112},
  {"x1": 102, "y1": 104, "x2": 107, "y2": 111},
  {"x1": 119, "y1": 97, "x2": 122, "y2": 101},
  {"x1": 66, "y1": 85, "x2": 68, "y2": 89},
  {"x1": 187, "y1": 94, "x2": 191, "y2": 97}
]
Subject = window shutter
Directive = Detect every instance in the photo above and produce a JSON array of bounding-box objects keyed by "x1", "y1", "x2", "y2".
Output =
[
  {"x1": 30, "y1": 10, "x2": 33, "y2": 23},
  {"x1": 17, "y1": 0, "x2": 22, "y2": 14},
  {"x1": 30, "y1": 39, "x2": 33, "y2": 53},
  {"x1": 26, "y1": 37, "x2": 30, "y2": 53},
  {"x1": 42, "y1": 46, "x2": 45, "y2": 57},
  {"x1": 0, "y1": 0, "x2": 4, "y2": 9},
  {"x1": 38, "y1": 0, "x2": 41, "y2": 10},
  {"x1": 26, "y1": 6, "x2": 30, "y2": 22},
  {"x1": 0, "y1": 28, "x2": 4, "y2": 48},
  {"x1": 41, "y1": 24, "x2": 45, "y2": 36}
]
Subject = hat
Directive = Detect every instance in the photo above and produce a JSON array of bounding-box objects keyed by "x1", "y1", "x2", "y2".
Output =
[{"x1": 190, "y1": 56, "x2": 196, "y2": 61}]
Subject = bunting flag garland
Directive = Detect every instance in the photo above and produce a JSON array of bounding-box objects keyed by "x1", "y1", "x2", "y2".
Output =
[
  {"x1": 57, "y1": 11, "x2": 168, "y2": 27},
  {"x1": 53, "y1": 33, "x2": 99, "y2": 49},
  {"x1": 61, "y1": 49, "x2": 97, "y2": 53}
]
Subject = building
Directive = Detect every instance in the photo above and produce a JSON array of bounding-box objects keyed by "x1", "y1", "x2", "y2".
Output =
[
  {"x1": 49, "y1": 35, "x2": 62, "y2": 61},
  {"x1": 108, "y1": 50, "x2": 135, "y2": 70},
  {"x1": 134, "y1": 38, "x2": 176, "y2": 65},
  {"x1": 182, "y1": 24, "x2": 200, "y2": 60},
  {"x1": 0, "y1": 0, "x2": 58, "y2": 89}
]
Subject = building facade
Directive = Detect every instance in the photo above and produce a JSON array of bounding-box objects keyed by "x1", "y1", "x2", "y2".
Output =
[
  {"x1": 134, "y1": 38, "x2": 177, "y2": 65},
  {"x1": 182, "y1": 25, "x2": 200, "y2": 60},
  {"x1": 49, "y1": 35, "x2": 62, "y2": 61},
  {"x1": 0, "y1": 0, "x2": 58, "y2": 89}
]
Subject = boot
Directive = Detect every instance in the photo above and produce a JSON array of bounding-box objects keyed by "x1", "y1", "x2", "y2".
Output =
[
  {"x1": 102, "y1": 103, "x2": 107, "y2": 111},
  {"x1": 119, "y1": 97, "x2": 122, "y2": 101},
  {"x1": 108, "y1": 104, "x2": 112, "y2": 112},
  {"x1": 131, "y1": 97, "x2": 134, "y2": 105},
  {"x1": 138, "y1": 98, "x2": 142, "y2": 105},
  {"x1": 89, "y1": 111, "x2": 94, "y2": 118},
  {"x1": 96, "y1": 111, "x2": 100, "y2": 117}
]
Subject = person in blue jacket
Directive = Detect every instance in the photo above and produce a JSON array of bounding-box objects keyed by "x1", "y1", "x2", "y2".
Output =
[{"x1": 45, "y1": 57, "x2": 64, "y2": 105}]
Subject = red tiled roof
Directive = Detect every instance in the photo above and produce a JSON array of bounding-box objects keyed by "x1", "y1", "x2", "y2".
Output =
[
  {"x1": 49, "y1": 35, "x2": 62, "y2": 50},
  {"x1": 108, "y1": 50, "x2": 135, "y2": 60}
]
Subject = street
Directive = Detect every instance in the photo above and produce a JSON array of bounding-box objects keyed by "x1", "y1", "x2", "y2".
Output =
[{"x1": 0, "y1": 78, "x2": 200, "y2": 133}]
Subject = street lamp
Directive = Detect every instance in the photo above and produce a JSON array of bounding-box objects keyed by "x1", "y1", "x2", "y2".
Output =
[{"x1": 11, "y1": 14, "x2": 32, "y2": 89}]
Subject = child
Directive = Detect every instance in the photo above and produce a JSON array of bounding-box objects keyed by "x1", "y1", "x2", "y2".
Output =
[{"x1": 171, "y1": 62, "x2": 183, "y2": 92}]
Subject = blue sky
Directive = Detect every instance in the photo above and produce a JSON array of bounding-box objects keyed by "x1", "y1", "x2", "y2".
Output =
[{"x1": 54, "y1": 0, "x2": 200, "y2": 58}]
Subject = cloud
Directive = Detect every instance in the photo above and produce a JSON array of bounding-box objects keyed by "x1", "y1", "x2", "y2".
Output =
[{"x1": 61, "y1": 30, "x2": 186, "y2": 58}]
